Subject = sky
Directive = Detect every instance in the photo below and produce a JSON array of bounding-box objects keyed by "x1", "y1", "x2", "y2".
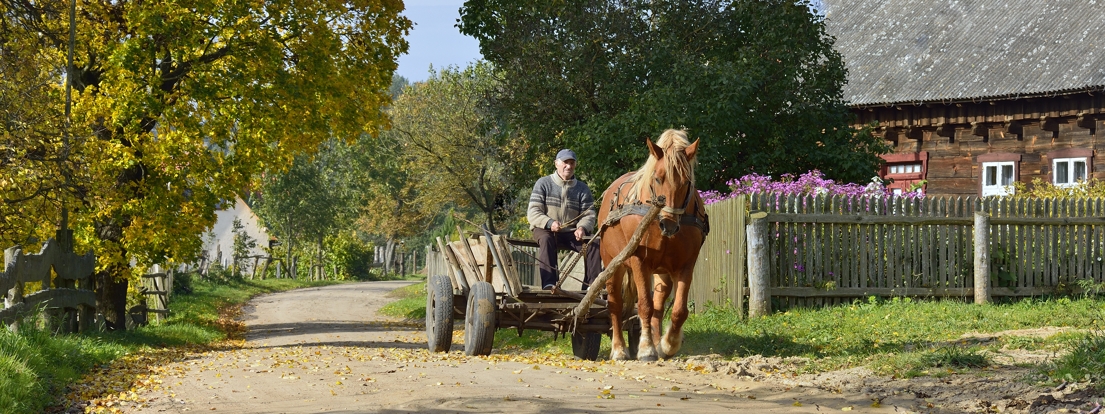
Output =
[{"x1": 395, "y1": 1, "x2": 484, "y2": 83}]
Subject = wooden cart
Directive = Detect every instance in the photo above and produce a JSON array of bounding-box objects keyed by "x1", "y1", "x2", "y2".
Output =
[{"x1": 425, "y1": 226, "x2": 628, "y2": 360}]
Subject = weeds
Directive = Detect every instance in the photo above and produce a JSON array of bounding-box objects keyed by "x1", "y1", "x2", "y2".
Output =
[{"x1": 1045, "y1": 327, "x2": 1105, "y2": 387}]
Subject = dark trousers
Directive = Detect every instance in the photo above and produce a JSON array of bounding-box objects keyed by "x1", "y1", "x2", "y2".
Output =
[{"x1": 533, "y1": 227, "x2": 603, "y2": 289}]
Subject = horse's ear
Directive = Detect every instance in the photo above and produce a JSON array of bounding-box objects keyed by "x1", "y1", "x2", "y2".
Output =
[
  {"x1": 646, "y1": 138, "x2": 663, "y2": 160},
  {"x1": 685, "y1": 139, "x2": 700, "y2": 161}
]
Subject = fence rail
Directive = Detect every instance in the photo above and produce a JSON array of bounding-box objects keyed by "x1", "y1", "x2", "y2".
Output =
[{"x1": 1, "y1": 233, "x2": 97, "y2": 333}]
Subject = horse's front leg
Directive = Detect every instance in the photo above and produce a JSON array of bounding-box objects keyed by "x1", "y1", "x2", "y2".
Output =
[
  {"x1": 659, "y1": 274, "x2": 691, "y2": 359},
  {"x1": 606, "y1": 265, "x2": 630, "y2": 361},
  {"x1": 633, "y1": 267, "x2": 659, "y2": 362},
  {"x1": 650, "y1": 273, "x2": 673, "y2": 351}
]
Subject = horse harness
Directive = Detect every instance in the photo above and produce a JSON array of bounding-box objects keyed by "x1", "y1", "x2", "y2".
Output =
[{"x1": 603, "y1": 174, "x2": 710, "y2": 238}]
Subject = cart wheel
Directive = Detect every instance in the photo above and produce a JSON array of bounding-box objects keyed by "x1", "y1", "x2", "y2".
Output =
[
  {"x1": 464, "y1": 281, "x2": 497, "y2": 356},
  {"x1": 571, "y1": 332, "x2": 601, "y2": 361},
  {"x1": 426, "y1": 274, "x2": 454, "y2": 352}
]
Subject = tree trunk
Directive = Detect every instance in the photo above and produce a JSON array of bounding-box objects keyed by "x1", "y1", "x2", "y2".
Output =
[
  {"x1": 317, "y1": 233, "x2": 325, "y2": 280},
  {"x1": 285, "y1": 226, "x2": 295, "y2": 279},
  {"x1": 94, "y1": 219, "x2": 131, "y2": 331},
  {"x1": 384, "y1": 238, "x2": 396, "y2": 276},
  {"x1": 485, "y1": 210, "x2": 496, "y2": 235},
  {"x1": 95, "y1": 264, "x2": 129, "y2": 331}
]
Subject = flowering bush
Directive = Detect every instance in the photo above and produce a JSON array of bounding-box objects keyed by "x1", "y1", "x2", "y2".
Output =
[
  {"x1": 699, "y1": 170, "x2": 921, "y2": 205},
  {"x1": 1012, "y1": 178, "x2": 1105, "y2": 199}
]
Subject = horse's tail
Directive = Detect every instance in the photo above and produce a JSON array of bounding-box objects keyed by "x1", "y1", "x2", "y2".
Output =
[{"x1": 619, "y1": 269, "x2": 643, "y2": 321}]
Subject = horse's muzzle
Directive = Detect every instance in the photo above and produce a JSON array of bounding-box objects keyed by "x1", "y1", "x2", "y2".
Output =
[{"x1": 659, "y1": 219, "x2": 680, "y2": 237}]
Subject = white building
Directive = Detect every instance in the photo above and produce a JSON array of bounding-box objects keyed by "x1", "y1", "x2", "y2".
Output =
[{"x1": 200, "y1": 196, "x2": 271, "y2": 273}]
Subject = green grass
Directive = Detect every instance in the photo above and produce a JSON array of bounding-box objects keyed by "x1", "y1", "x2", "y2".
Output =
[
  {"x1": 388, "y1": 289, "x2": 1105, "y2": 384},
  {"x1": 0, "y1": 276, "x2": 340, "y2": 413},
  {"x1": 1045, "y1": 328, "x2": 1105, "y2": 384},
  {"x1": 379, "y1": 281, "x2": 428, "y2": 319},
  {"x1": 682, "y1": 296, "x2": 1105, "y2": 380}
]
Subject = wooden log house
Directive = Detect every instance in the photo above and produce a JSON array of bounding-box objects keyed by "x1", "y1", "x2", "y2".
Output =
[{"x1": 823, "y1": 0, "x2": 1105, "y2": 196}]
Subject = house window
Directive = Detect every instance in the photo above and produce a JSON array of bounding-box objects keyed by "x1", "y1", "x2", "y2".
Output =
[
  {"x1": 981, "y1": 161, "x2": 1015, "y2": 196},
  {"x1": 880, "y1": 152, "x2": 928, "y2": 195},
  {"x1": 1053, "y1": 157, "x2": 1088, "y2": 186},
  {"x1": 888, "y1": 163, "x2": 923, "y2": 174}
]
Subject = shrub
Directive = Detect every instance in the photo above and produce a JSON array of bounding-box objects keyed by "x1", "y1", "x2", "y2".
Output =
[
  {"x1": 699, "y1": 170, "x2": 919, "y2": 205},
  {"x1": 1013, "y1": 178, "x2": 1105, "y2": 198},
  {"x1": 327, "y1": 232, "x2": 374, "y2": 280}
]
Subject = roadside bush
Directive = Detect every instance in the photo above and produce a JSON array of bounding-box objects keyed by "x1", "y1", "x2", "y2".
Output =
[
  {"x1": 1013, "y1": 178, "x2": 1105, "y2": 198},
  {"x1": 327, "y1": 233, "x2": 374, "y2": 280},
  {"x1": 173, "y1": 271, "x2": 195, "y2": 295}
]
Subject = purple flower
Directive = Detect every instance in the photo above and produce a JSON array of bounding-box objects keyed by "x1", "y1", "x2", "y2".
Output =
[{"x1": 702, "y1": 170, "x2": 925, "y2": 205}]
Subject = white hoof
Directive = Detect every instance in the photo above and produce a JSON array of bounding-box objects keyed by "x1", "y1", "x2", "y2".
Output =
[
  {"x1": 636, "y1": 343, "x2": 658, "y2": 362},
  {"x1": 611, "y1": 347, "x2": 630, "y2": 361},
  {"x1": 660, "y1": 332, "x2": 684, "y2": 359}
]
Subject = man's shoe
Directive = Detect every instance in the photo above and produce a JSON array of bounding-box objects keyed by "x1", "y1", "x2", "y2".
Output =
[{"x1": 543, "y1": 284, "x2": 555, "y2": 290}]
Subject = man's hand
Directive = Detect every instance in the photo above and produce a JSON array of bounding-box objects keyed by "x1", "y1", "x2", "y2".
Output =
[
  {"x1": 574, "y1": 227, "x2": 586, "y2": 241},
  {"x1": 550, "y1": 220, "x2": 561, "y2": 232}
]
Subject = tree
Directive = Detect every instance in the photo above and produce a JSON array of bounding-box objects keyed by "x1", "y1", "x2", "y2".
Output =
[
  {"x1": 388, "y1": 63, "x2": 533, "y2": 234},
  {"x1": 230, "y1": 217, "x2": 256, "y2": 276},
  {"x1": 255, "y1": 142, "x2": 356, "y2": 280},
  {"x1": 459, "y1": 0, "x2": 888, "y2": 192},
  {"x1": 2, "y1": 0, "x2": 410, "y2": 329},
  {"x1": 0, "y1": 3, "x2": 86, "y2": 247}
]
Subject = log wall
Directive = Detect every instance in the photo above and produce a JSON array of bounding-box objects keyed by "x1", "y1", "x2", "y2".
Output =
[{"x1": 855, "y1": 93, "x2": 1105, "y2": 196}]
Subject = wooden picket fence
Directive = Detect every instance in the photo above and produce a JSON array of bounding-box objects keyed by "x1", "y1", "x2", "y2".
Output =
[
  {"x1": 750, "y1": 193, "x2": 1105, "y2": 310},
  {"x1": 688, "y1": 196, "x2": 747, "y2": 313}
]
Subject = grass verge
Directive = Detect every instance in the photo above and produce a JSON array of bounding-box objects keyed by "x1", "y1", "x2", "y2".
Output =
[
  {"x1": 379, "y1": 280, "x2": 428, "y2": 320},
  {"x1": 0, "y1": 276, "x2": 340, "y2": 414},
  {"x1": 683, "y1": 296, "x2": 1105, "y2": 382},
  {"x1": 385, "y1": 289, "x2": 1105, "y2": 385}
]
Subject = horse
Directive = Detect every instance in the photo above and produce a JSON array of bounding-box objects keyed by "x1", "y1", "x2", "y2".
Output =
[{"x1": 596, "y1": 129, "x2": 708, "y2": 361}]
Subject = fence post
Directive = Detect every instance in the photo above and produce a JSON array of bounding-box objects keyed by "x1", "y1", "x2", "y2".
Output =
[
  {"x1": 973, "y1": 212, "x2": 991, "y2": 304},
  {"x1": 747, "y1": 212, "x2": 770, "y2": 318},
  {"x1": 4, "y1": 247, "x2": 23, "y2": 333}
]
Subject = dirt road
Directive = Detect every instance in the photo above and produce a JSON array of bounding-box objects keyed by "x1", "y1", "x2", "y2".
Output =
[{"x1": 126, "y1": 281, "x2": 1087, "y2": 413}]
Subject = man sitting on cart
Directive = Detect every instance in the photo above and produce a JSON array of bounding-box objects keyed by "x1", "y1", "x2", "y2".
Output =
[{"x1": 526, "y1": 149, "x2": 602, "y2": 291}]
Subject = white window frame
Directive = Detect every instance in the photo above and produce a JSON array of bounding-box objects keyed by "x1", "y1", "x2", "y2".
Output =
[
  {"x1": 1052, "y1": 157, "x2": 1088, "y2": 187},
  {"x1": 981, "y1": 161, "x2": 1016, "y2": 196},
  {"x1": 888, "y1": 163, "x2": 923, "y2": 174}
]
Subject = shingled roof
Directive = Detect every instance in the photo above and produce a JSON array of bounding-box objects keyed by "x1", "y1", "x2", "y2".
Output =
[{"x1": 822, "y1": 0, "x2": 1105, "y2": 107}]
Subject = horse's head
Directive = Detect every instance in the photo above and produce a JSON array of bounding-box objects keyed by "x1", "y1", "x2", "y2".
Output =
[{"x1": 644, "y1": 131, "x2": 699, "y2": 237}]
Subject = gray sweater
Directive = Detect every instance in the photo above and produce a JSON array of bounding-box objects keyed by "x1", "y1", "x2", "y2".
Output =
[{"x1": 527, "y1": 173, "x2": 597, "y2": 233}]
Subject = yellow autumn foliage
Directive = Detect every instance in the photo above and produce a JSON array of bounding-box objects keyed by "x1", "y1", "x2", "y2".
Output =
[{"x1": 1, "y1": 0, "x2": 409, "y2": 272}]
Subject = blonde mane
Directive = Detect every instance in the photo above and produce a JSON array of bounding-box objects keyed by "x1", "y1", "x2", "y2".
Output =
[{"x1": 628, "y1": 129, "x2": 696, "y2": 201}]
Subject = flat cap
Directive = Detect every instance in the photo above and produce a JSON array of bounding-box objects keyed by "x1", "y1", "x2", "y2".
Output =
[{"x1": 556, "y1": 149, "x2": 576, "y2": 161}]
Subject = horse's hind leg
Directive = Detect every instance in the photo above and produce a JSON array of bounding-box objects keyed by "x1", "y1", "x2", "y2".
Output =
[
  {"x1": 606, "y1": 265, "x2": 631, "y2": 361},
  {"x1": 659, "y1": 275, "x2": 691, "y2": 359},
  {"x1": 633, "y1": 266, "x2": 659, "y2": 362}
]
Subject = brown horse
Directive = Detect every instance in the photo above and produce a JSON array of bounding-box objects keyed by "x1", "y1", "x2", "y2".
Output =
[{"x1": 597, "y1": 129, "x2": 708, "y2": 361}]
